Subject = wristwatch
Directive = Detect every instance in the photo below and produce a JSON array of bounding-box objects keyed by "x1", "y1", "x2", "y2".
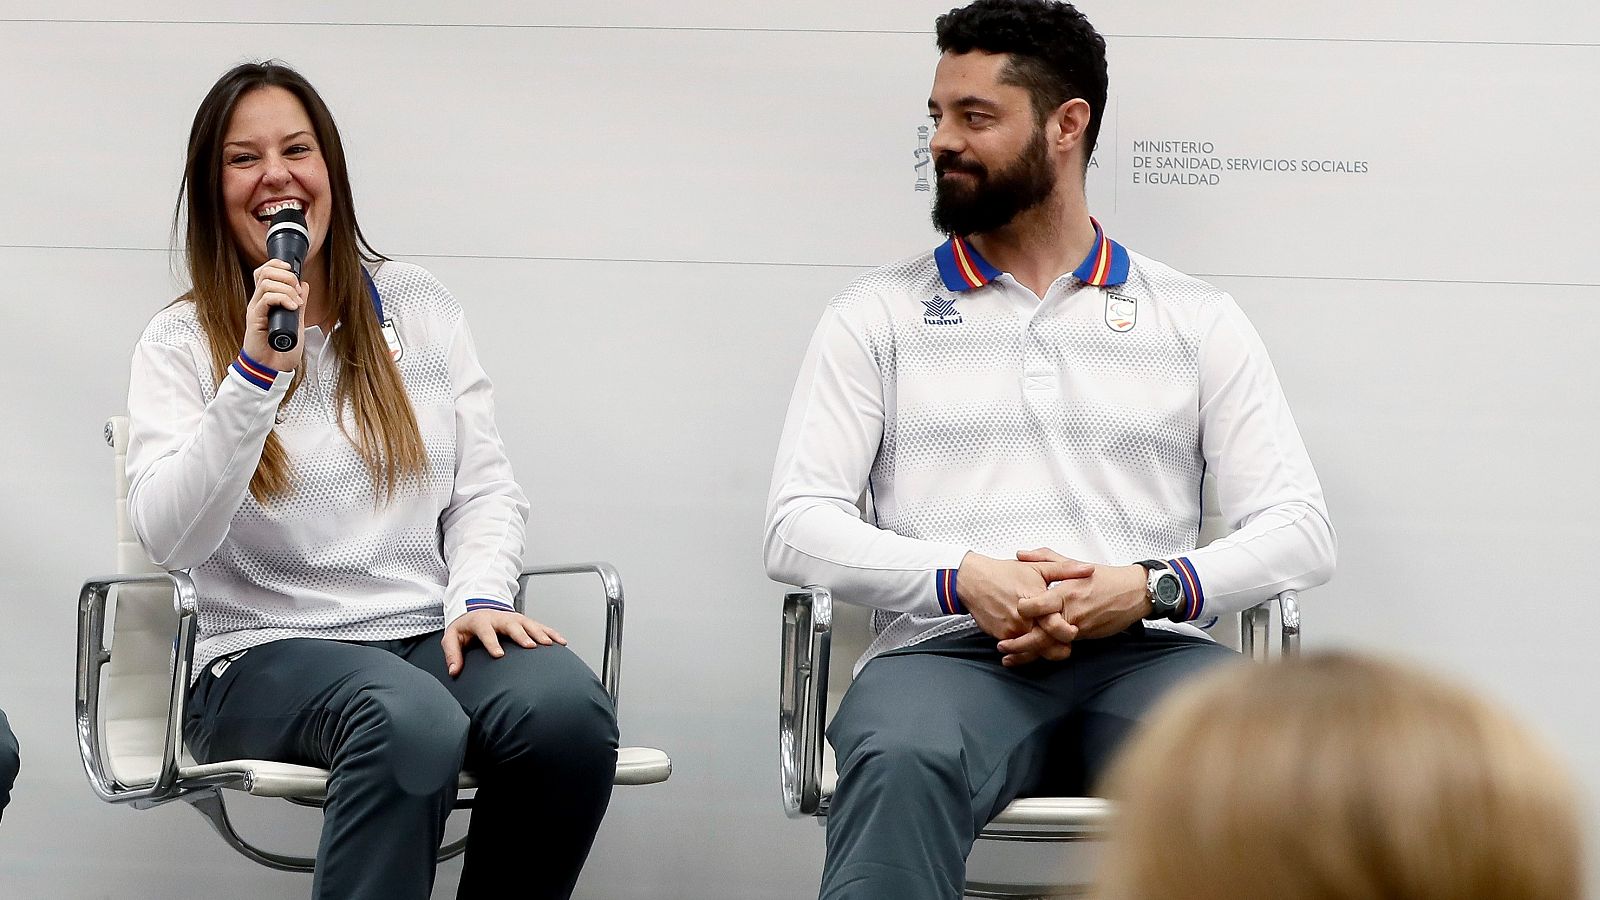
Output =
[{"x1": 1137, "y1": 560, "x2": 1184, "y2": 622}]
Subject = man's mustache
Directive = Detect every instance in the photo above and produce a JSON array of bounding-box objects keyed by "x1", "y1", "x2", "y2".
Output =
[{"x1": 934, "y1": 153, "x2": 986, "y2": 178}]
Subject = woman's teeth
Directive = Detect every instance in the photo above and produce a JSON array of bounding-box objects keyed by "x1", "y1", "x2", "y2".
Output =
[{"x1": 255, "y1": 199, "x2": 304, "y2": 221}]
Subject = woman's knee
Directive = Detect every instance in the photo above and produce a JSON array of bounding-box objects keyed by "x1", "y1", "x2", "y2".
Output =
[
  {"x1": 534, "y1": 678, "x2": 618, "y2": 752},
  {"x1": 557, "y1": 682, "x2": 619, "y2": 760},
  {"x1": 488, "y1": 654, "x2": 618, "y2": 767},
  {"x1": 343, "y1": 681, "x2": 469, "y2": 793}
]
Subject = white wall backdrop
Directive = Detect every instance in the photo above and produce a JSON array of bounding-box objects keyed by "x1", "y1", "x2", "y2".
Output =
[{"x1": 1, "y1": 2, "x2": 1597, "y2": 897}]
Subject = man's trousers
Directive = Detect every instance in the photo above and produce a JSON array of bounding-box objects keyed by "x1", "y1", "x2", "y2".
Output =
[{"x1": 820, "y1": 624, "x2": 1237, "y2": 899}]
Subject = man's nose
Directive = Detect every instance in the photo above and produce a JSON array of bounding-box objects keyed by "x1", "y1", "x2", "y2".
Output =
[{"x1": 929, "y1": 122, "x2": 962, "y2": 157}]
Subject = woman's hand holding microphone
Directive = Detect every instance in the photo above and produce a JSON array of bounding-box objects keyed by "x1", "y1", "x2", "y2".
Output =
[{"x1": 241, "y1": 259, "x2": 308, "y2": 374}]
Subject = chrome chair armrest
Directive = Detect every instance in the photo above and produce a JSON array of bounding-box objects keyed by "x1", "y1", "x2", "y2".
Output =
[
  {"x1": 76, "y1": 570, "x2": 199, "y2": 806},
  {"x1": 517, "y1": 562, "x2": 624, "y2": 708},
  {"x1": 779, "y1": 585, "x2": 832, "y2": 818},
  {"x1": 1278, "y1": 590, "x2": 1300, "y2": 655},
  {"x1": 1239, "y1": 590, "x2": 1302, "y2": 660}
]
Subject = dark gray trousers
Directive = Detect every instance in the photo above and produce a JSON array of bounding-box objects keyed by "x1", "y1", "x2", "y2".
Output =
[
  {"x1": 0, "y1": 708, "x2": 17, "y2": 822},
  {"x1": 185, "y1": 634, "x2": 618, "y2": 900},
  {"x1": 820, "y1": 624, "x2": 1237, "y2": 900}
]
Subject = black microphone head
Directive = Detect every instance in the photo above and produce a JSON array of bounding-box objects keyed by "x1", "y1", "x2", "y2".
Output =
[
  {"x1": 268, "y1": 205, "x2": 307, "y2": 229},
  {"x1": 265, "y1": 206, "x2": 310, "y2": 277}
]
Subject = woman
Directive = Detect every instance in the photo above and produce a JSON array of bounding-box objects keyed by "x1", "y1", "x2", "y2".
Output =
[
  {"x1": 1096, "y1": 652, "x2": 1582, "y2": 900},
  {"x1": 126, "y1": 61, "x2": 617, "y2": 900}
]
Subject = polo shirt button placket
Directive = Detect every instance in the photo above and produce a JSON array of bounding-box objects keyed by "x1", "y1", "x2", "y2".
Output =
[{"x1": 1021, "y1": 319, "x2": 1057, "y2": 398}]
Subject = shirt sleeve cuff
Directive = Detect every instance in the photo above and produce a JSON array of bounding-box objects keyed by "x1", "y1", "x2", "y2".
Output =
[
  {"x1": 935, "y1": 568, "x2": 965, "y2": 616},
  {"x1": 1168, "y1": 556, "x2": 1207, "y2": 621},
  {"x1": 230, "y1": 350, "x2": 282, "y2": 392}
]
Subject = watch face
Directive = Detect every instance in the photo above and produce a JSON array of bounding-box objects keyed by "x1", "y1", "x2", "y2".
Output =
[{"x1": 1155, "y1": 574, "x2": 1181, "y2": 605}]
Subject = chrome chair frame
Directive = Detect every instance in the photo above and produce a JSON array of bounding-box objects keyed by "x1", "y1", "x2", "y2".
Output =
[
  {"x1": 779, "y1": 585, "x2": 1301, "y2": 898},
  {"x1": 77, "y1": 561, "x2": 637, "y2": 871},
  {"x1": 83, "y1": 408, "x2": 668, "y2": 872}
]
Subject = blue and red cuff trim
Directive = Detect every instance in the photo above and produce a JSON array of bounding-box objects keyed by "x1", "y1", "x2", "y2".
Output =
[
  {"x1": 935, "y1": 568, "x2": 965, "y2": 616},
  {"x1": 1168, "y1": 556, "x2": 1206, "y2": 621},
  {"x1": 231, "y1": 351, "x2": 279, "y2": 391},
  {"x1": 465, "y1": 597, "x2": 516, "y2": 613}
]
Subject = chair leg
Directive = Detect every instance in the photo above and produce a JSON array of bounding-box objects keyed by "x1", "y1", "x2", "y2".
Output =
[
  {"x1": 185, "y1": 790, "x2": 471, "y2": 872},
  {"x1": 186, "y1": 790, "x2": 317, "y2": 872},
  {"x1": 438, "y1": 833, "x2": 469, "y2": 863}
]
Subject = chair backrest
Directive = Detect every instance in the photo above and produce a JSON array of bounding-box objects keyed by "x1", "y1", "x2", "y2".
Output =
[
  {"x1": 101, "y1": 416, "x2": 187, "y2": 786},
  {"x1": 108, "y1": 417, "x2": 164, "y2": 577},
  {"x1": 824, "y1": 599, "x2": 873, "y2": 737}
]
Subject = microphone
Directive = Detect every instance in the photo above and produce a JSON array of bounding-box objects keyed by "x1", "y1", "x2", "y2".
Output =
[{"x1": 264, "y1": 207, "x2": 310, "y2": 352}]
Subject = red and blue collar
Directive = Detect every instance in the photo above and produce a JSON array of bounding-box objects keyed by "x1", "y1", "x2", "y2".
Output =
[
  {"x1": 932, "y1": 232, "x2": 1001, "y2": 291},
  {"x1": 933, "y1": 218, "x2": 1130, "y2": 292},
  {"x1": 1071, "y1": 218, "x2": 1130, "y2": 288}
]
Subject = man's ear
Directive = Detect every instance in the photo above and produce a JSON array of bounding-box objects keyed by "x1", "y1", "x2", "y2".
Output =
[{"x1": 1050, "y1": 98, "x2": 1093, "y2": 156}]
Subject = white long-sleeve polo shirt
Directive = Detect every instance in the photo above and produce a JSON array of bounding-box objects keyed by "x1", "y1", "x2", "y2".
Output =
[
  {"x1": 764, "y1": 222, "x2": 1336, "y2": 670},
  {"x1": 126, "y1": 261, "x2": 529, "y2": 681}
]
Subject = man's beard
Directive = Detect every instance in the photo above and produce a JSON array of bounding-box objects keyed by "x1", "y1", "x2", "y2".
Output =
[{"x1": 931, "y1": 128, "x2": 1057, "y2": 237}]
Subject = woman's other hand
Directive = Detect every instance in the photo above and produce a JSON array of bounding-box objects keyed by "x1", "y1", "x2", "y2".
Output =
[{"x1": 442, "y1": 609, "x2": 568, "y2": 677}]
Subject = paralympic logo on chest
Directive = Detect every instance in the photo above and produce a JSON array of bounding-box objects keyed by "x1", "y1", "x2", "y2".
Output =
[
  {"x1": 1105, "y1": 292, "x2": 1137, "y2": 332},
  {"x1": 381, "y1": 318, "x2": 404, "y2": 361},
  {"x1": 922, "y1": 295, "x2": 963, "y2": 326}
]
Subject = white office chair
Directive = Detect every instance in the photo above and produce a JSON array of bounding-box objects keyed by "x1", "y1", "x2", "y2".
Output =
[
  {"x1": 777, "y1": 482, "x2": 1301, "y2": 898},
  {"x1": 78, "y1": 416, "x2": 672, "y2": 871}
]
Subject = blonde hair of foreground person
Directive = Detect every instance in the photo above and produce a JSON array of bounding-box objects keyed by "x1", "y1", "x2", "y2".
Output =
[{"x1": 1097, "y1": 652, "x2": 1584, "y2": 900}]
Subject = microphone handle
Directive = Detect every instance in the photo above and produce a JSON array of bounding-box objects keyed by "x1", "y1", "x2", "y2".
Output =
[
  {"x1": 263, "y1": 249, "x2": 303, "y2": 352},
  {"x1": 267, "y1": 305, "x2": 300, "y2": 352}
]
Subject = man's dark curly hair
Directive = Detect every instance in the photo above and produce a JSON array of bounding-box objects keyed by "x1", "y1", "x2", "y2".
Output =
[{"x1": 935, "y1": 0, "x2": 1108, "y2": 159}]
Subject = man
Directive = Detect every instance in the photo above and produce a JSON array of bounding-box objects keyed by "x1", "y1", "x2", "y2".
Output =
[{"x1": 763, "y1": 2, "x2": 1336, "y2": 897}]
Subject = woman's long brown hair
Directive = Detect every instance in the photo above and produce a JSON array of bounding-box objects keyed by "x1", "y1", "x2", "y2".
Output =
[{"x1": 175, "y1": 61, "x2": 424, "y2": 502}]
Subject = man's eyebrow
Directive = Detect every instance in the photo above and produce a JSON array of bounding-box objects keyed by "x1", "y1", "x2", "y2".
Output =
[{"x1": 930, "y1": 95, "x2": 1002, "y2": 110}]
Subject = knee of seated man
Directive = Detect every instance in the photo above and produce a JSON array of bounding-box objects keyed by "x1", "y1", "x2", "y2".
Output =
[
  {"x1": 346, "y1": 682, "x2": 469, "y2": 793},
  {"x1": 840, "y1": 726, "x2": 965, "y2": 787}
]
